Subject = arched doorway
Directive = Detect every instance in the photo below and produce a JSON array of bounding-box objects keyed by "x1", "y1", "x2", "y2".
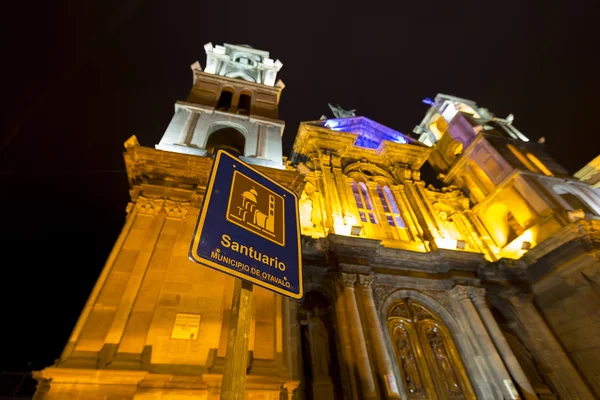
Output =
[
  {"x1": 387, "y1": 299, "x2": 475, "y2": 399},
  {"x1": 205, "y1": 126, "x2": 246, "y2": 156},
  {"x1": 299, "y1": 291, "x2": 342, "y2": 400}
]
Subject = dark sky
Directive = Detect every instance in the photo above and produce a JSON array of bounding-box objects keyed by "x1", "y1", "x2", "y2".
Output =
[{"x1": 1, "y1": 0, "x2": 598, "y2": 372}]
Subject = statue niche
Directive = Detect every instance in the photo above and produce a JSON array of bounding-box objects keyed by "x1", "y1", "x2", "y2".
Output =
[
  {"x1": 392, "y1": 325, "x2": 426, "y2": 397},
  {"x1": 300, "y1": 291, "x2": 342, "y2": 400},
  {"x1": 298, "y1": 182, "x2": 324, "y2": 235}
]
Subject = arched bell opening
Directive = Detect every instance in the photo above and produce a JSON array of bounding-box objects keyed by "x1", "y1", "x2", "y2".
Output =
[
  {"x1": 205, "y1": 125, "x2": 246, "y2": 156},
  {"x1": 237, "y1": 91, "x2": 252, "y2": 115},
  {"x1": 216, "y1": 87, "x2": 234, "y2": 112}
]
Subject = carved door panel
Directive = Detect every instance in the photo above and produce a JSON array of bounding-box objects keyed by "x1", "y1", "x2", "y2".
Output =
[{"x1": 388, "y1": 300, "x2": 476, "y2": 400}]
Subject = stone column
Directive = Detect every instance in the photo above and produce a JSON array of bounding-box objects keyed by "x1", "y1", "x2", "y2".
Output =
[
  {"x1": 357, "y1": 275, "x2": 403, "y2": 400},
  {"x1": 176, "y1": 109, "x2": 200, "y2": 145},
  {"x1": 341, "y1": 273, "x2": 378, "y2": 399},
  {"x1": 469, "y1": 288, "x2": 538, "y2": 400},
  {"x1": 506, "y1": 294, "x2": 595, "y2": 400},
  {"x1": 450, "y1": 285, "x2": 507, "y2": 399},
  {"x1": 333, "y1": 276, "x2": 359, "y2": 400}
]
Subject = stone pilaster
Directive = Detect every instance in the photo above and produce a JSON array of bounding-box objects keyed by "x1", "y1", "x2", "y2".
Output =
[
  {"x1": 341, "y1": 273, "x2": 378, "y2": 399},
  {"x1": 450, "y1": 285, "x2": 504, "y2": 399},
  {"x1": 60, "y1": 205, "x2": 140, "y2": 361},
  {"x1": 469, "y1": 288, "x2": 537, "y2": 400},
  {"x1": 332, "y1": 155, "x2": 352, "y2": 221},
  {"x1": 506, "y1": 294, "x2": 595, "y2": 400},
  {"x1": 403, "y1": 182, "x2": 438, "y2": 246},
  {"x1": 176, "y1": 109, "x2": 200, "y2": 145},
  {"x1": 256, "y1": 124, "x2": 268, "y2": 158},
  {"x1": 104, "y1": 199, "x2": 167, "y2": 346},
  {"x1": 333, "y1": 275, "x2": 359, "y2": 400},
  {"x1": 357, "y1": 275, "x2": 403, "y2": 400},
  {"x1": 320, "y1": 152, "x2": 343, "y2": 230}
]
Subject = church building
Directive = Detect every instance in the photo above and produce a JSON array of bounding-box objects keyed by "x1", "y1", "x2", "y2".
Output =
[{"x1": 33, "y1": 42, "x2": 600, "y2": 400}]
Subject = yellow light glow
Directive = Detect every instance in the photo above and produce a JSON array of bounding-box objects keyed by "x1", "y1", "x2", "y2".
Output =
[
  {"x1": 499, "y1": 227, "x2": 537, "y2": 260},
  {"x1": 333, "y1": 214, "x2": 358, "y2": 236},
  {"x1": 435, "y1": 237, "x2": 459, "y2": 250}
]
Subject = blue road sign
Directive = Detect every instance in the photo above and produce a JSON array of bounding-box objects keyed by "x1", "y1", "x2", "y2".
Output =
[{"x1": 189, "y1": 150, "x2": 303, "y2": 299}]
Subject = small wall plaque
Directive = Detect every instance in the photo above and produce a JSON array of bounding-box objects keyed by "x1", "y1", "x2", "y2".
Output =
[{"x1": 171, "y1": 313, "x2": 201, "y2": 340}]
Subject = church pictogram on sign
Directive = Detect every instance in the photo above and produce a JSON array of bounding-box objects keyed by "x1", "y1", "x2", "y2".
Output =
[{"x1": 226, "y1": 170, "x2": 285, "y2": 246}]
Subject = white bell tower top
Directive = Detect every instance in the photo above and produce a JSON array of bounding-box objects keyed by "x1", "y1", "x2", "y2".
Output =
[{"x1": 203, "y1": 43, "x2": 283, "y2": 87}]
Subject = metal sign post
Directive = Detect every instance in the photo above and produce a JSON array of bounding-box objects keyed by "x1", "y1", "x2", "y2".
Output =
[
  {"x1": 220, "y1": 279, "x2": 253, "y2": 400},
  {"x1": 189, "y1": 150, "x2": 303, "y2": 399}
]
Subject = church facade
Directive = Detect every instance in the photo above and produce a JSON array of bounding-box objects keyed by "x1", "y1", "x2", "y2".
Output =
[{"x1": 33, "y1": 43, "x2": 600, "y2": 400}]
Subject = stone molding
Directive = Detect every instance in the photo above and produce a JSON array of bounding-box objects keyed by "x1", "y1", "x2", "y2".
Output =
[{"x1": 373, "y1": 284, "x2": 453, "y2": 317}]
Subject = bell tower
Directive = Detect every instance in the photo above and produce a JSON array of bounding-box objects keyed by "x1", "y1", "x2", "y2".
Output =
[
  {"x1": 32, "y1": 43, "x2": 303, "y2": 400},
  {"x1": 156, "y1": 43, "x2": 285, "y2": 168},
  {"x1": 414, "y1": 94, "x2": 600, "y2": 259}
]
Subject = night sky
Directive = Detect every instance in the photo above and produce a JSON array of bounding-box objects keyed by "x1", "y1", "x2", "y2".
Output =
[{"x1": 1, "y1": 0, "x2": 598, "y2": 373}]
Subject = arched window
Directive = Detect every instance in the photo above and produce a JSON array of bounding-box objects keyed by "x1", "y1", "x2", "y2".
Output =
[
  {"x1": 237, "y1": 91, "x2": 252, "y2": 115},
  {"x1": 352, "y1": 181, "x2": 377, "y2": 224},
  {"x1": 387, "y1": 299, "x2": 474, "y2": 399},
  {"x1": 205, "y1": 126, "x2": 246, "y2": 155},
  {"x1": 377, "y1": 185, "x2": 405, "y2": 228},
  {"x1": 216, "y1": 88, "x2": 234, "y2": 112}
]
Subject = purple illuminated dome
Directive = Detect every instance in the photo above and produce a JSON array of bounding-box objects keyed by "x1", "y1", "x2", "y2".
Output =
[{"x1": 319, "y1": 116, "x2": 415, "y2": 149}]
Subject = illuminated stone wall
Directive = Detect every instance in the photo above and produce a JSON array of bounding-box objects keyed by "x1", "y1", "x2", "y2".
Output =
[{"x1": 291, "y1": 104, "x2": 599, "y2": 399}]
